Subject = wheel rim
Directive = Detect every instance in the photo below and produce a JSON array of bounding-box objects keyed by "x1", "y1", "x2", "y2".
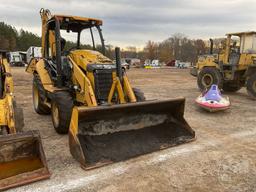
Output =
[
  {"x1": 33, "y1": 84, "x2": 39, "y2": 109},
  {"x1": 202, "y1": 74, "x2": 213, "y2": 88},
  {"x1": 52, "y1": 102, "x2": 60, "y2": 128}
]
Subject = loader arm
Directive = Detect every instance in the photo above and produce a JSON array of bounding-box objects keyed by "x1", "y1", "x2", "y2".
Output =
[
  {"x1": 107, "y1": 73, "x2": 126, "y2": 104},
  {"x1": 69, "y1": 56, "x2": 97, "y2": 106},
  {"x1": 107, "y1": 73, "x2": 137, "y2": 104},
  {"x1": 122, "y1": 75, "x2": 137, "y2": 103}
]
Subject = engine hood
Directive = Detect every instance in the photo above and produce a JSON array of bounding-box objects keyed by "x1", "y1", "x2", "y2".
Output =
[{"x1": 69, "y1": 49, "x2": 113, "y2": 69}]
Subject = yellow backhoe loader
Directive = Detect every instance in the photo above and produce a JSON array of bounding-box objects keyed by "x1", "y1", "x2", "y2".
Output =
[
  {"x1": 193, "y1": 32, "x2": 256, "y2": 99},
  {"x1": 0, "y1": 50, "x2": 50, "y2": 190},
  {"x1": 26, "y1": 9, "x2": 195, "y2": 169}
]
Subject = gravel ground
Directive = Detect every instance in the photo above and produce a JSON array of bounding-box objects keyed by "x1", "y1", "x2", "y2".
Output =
[{"x1": 6, "y1": 67, "x2": 256, "y2": 192}]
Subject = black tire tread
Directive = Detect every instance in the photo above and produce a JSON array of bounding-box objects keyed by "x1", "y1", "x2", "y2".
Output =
[
  {"x1": 51, "y1": 91, "x2": 73, "y2": 134},
  {"x1": 133, "y1": 88, "x2": 146, "y2": 102},
  {"x1": 223, "y1": 82, "x2": 242, "y2": 92},
  {"x1": 246, "y1": 75, "x2": 256, "y2": 100},
  {"x1": 197, "y1": 67, "x2": 223, "y2": 91},
  {"x1": 33, "y1": 74, "x2": 51, "y2": 114}
]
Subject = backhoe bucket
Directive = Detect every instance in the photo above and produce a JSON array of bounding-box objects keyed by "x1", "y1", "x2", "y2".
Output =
[
  {"x1": 69, "y1": 98, "x2": 195, "y2": 169},
  {"x1": 0, "y1": 130, "x2": 50, "y2": 190}
]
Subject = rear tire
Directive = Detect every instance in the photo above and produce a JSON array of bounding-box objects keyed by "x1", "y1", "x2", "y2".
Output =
[
  {"x1": 223, "y1": 81, "x2": 242, "y2": 92},
  {"x1": 51, "y1": 91, "x2": 73, "y2": 134},
  {"x1": 133, "y1": 88, "x2": 146, "y2": 102},
  {"x1": 33, "y1": 75, "x2": 51, "y2": 114},
  {"x1": 197, "y1": 67, "x2": 223, "y2": 91},
  {"x1": 246, "y1": 75, "x2": 256, "y2": 99}
]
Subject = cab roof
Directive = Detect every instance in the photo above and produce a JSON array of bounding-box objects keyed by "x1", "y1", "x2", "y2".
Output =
[
  {"x1": 53, "y1": 15, "x2": 102, "y2": 25},
  {"x1": 48, "y1": 14, "x2": 103, "y2": 32},
  {"x1": 226, "y1": 31, "x2": 256, "y2": 36}
]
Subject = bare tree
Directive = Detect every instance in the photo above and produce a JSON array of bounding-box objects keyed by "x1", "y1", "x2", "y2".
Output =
[
  {"x1": 122, "y1": 46, "x2": 137, "y2": 58},
  {"x1": 194, "y1": 39, "x2": 206, "y2": 55},
  {"x1": 158, "y1": 40, "x2": 173, "y2": 62},
  {"x1": 144, "y1": 40, "x2": 158, "y2": 61}
]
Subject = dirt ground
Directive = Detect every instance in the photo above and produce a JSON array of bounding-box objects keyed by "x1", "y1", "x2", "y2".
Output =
[{"x1": 7, "y1": 67, "x2": 256, "y2": 192}]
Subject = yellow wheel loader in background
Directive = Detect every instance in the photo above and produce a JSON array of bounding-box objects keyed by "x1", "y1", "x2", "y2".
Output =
[
  {"x1": 193, "y1": 32, "x2": 256, "y2": 99},
  {"x1": 26, "y1": 9, "x2": 195, "y2": 169},
  {"x1": 0, "y1": 50, "x2": 50, "y2": 190}
]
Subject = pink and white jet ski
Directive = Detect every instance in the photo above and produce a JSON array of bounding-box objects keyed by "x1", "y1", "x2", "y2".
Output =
[{"x1": 195, "y1": 84, "x2": 230, "y2": 112}]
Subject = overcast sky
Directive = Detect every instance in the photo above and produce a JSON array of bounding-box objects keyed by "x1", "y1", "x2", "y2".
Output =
[{"x1": 0, "y1": 0, "x2": 255, "y2": 48}]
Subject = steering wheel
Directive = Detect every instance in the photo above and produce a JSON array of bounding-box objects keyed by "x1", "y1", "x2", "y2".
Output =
[
  {"x1": 67, "y1": 46, "x2": 78, "y2": 52},
  {"x1": 63, "y1": 46, "x2": 79, "y2": 56}
]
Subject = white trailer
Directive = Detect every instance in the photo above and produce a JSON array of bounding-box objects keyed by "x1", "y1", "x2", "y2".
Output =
[
  {"x1": 8, "y1": 52, "x2": 24, "y2": 66},
  {"x1": 144, "y1": 59, "x2": 160, "y2": 68},
  {"x1": 26, "y1": 46, "x2": 42, "y2": 64},
  {"x1": 175, "y1": 60, "x2": 191, "y2": 68}
]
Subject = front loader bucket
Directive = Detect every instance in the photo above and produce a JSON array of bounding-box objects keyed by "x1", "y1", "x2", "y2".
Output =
[
  {"x1": 69, "y1": 98, "x2": 195, "y2": 169},
  {"x1": 0, "y1": 130, "x2": 50, "y2": 190}
]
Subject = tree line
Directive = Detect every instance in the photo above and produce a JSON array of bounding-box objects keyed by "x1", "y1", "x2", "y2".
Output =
[
  {"x1": 0, "y1": 22, "x2": 41, "y2": 51},
  {"x1": 106, "y1": 34, "x2": 225, "y2": 64},
  {"x1": 0, "y1": 22, "x2": 81, "y2": 52},
  {"x1": 0, "y1": 21, "x2": 224, "y2": 64}
]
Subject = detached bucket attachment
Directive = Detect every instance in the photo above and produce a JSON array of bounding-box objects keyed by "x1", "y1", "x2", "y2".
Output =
[
  {"x1": 0, "y1": 130, "x2": 50, "y2": 190},
  {"x1": 69, "y1": 98, "x2": 195, "y2": 169}
]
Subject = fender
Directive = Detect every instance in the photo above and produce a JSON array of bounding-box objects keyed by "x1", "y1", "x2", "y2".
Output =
[{"x1": 26, "y1": 58, "x2": 58, "y2": 92}]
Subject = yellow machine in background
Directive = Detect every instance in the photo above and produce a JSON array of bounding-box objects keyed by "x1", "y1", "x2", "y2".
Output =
[
  {"x1": 0, "y1": 50, "x2": 50, "y2": 191},
  {"x1": 0, "y1": 51, "x2": 17, "y2": 134},
  {"x1": 193, "y1": 32, "x2": 256, "y2": 99},
  {"x1": 27, "y1": 9, "x2": 195, "y2": 169}
]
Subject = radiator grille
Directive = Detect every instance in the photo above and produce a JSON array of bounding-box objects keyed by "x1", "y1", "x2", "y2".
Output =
[{"x1": 94, "y1": 69, "x2": 113, "y2": 102}]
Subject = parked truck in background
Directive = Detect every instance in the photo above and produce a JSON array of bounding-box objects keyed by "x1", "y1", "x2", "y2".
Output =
[
  {"x1": 26, "y1": 46, "x2": 42, "y2": 64},
  {"x1": 7, "y1": 52, "x2": 24, "y2": 66}
]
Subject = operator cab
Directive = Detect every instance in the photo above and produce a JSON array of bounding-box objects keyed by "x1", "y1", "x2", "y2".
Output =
[
  {"x1": 43, "y1": 14, "x2": 106, "y2": 87},
  {"x1": 44, "y1": 15, "x2": 105, "y2": 58},
  {"x1": 226, "y1": 32, "x2": 256, "y2": 65}
]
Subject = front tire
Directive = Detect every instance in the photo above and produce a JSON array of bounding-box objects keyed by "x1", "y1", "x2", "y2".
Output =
[
  {"x1": 223, "y1": 81, "x2": 242, "y2": 92},
  {"x1": 246, "y1": 75, "x2": 256, "y2": 99},
  {"x1": 197, "y1": 67, "x2": 223, "y2": 91},
  {"x1": 33, "y1": 75, "x2": 51, "y2": 114},
  {"x1": 133, "y1": 88, "x2": 146, "y2": 102},
  {"x1": 51, "y1": 91, "x2": 73, "y2": 134}
]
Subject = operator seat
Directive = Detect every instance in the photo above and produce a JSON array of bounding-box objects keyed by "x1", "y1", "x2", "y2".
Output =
[
  {"x1": 229, "y1": 46, "x2": 240, "y2": 66},
  {"x1": 60, "y1": 37, "x2": 72, "y2": 82},
  {"x1": 61, "y1": 37, "x2": 66, "y2": 54}
]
